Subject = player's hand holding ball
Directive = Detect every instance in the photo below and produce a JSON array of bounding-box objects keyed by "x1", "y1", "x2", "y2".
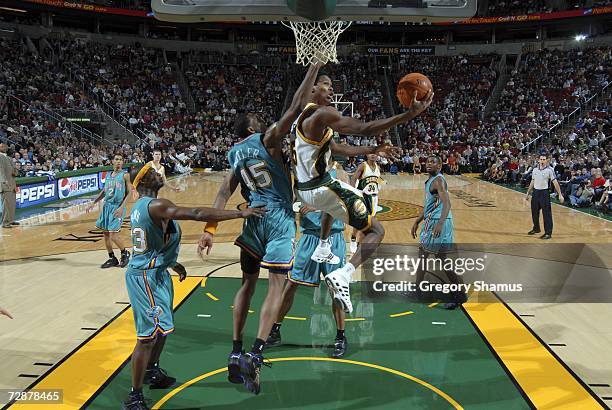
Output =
[{"x1": 397, "y1": 73, "x2": 434, "y2": 117}]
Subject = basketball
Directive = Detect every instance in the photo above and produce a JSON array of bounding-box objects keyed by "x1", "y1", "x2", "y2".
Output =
[{"x1": 397, "y1": 73, "x2": 433, "y2": 108}]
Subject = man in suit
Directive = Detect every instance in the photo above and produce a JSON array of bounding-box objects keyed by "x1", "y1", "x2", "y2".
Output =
[{"x1": 0, "y1": 143, "x2": 19, "y2": 228}]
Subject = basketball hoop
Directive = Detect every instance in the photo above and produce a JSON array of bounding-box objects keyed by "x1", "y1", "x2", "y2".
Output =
[{"x1": 281, "y1": 20, "x2": 352, "y2": 66}]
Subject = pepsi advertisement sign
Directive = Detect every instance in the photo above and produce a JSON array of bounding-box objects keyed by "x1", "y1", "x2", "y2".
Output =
[
  {"x1": 98, "y1": 170, "x2": 109, "y2": 190},
  {"x1": 58, "y1": 174, "x2": 100, "y2": 199},
  {"x1": 16, "y1": 181, "x2": 58, "y2": 209}
]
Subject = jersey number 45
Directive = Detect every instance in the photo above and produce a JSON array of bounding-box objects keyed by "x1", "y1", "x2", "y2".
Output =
[{"x1": 240, "y1": 161, "x2": 272, "y2": 191}]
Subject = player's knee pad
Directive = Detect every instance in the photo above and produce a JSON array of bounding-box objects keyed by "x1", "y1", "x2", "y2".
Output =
[{"x1": 240, "y1": 250, "x2": 260, "y2": 275}]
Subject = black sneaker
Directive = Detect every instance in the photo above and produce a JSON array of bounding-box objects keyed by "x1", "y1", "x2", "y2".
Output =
[
  {"x1": 227, "y1": 352, "x2": 243, "y2": 384},
  {"x1": 120, "y1": 251, "x2": 130, "y2": 268},
  {"x1": 101, "y1": 256, "x2": 119, "y2": 269},
  {"x1": 265, "y1": 328, "x2": 281, "y2": 347},
  {"x1": 540, "y1": 234, "x2": 552, "y2": 240},
  {"x1": 240, "y1": 352, "x2": 270, "y2": 395},
  {"x1": 121, "y1": 390, "x2": 149, "y2": 410},
  {"x1": 528, "y1": 229, "x2": 541, "y2": 235},
  {"x1": 331, "y1": 337, "x2": 347, "y2": 359},
  {"x1": 144, "y1": 367, "x2": 176, "y2": 389}
]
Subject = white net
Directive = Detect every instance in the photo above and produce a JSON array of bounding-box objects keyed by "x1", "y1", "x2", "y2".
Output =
[{"x1": 281, "y1": 20, "x2": 352, "y2": 66}]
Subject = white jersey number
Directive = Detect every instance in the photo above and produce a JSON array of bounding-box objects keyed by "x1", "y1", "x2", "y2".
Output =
[
  {"x1": 131, "y1": 227, "x2": 147, "y2": 253},
  {"x1": 240, "y1": 161, "x2": 272, "y2": 191}
]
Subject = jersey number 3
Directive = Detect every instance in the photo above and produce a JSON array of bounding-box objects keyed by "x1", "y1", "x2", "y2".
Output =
[
  {"x1": 131, "y1": 227, "x2": 147, "y2": 253},
  {"x1": 240, "y1": 161, "x2": 272, "y2": 191}
]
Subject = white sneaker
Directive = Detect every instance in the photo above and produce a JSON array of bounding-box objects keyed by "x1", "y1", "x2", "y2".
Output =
[
  {"x1": 349, "y1": 240, "x2": 358, "y2": 255},
  {"x1": 325, "y1": 266, "x2": 353, "y2": 314},
  {"x1": 311, "y1": 242, "x2": 340, "y2": 264}
]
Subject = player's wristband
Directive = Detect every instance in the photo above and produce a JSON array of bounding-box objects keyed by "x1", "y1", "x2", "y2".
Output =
[{"x1": 204, "y1": 222, "x2": 218, "y2": 235}]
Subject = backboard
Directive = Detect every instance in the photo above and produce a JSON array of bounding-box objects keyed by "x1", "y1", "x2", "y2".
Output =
[{"x1": 151, "y1": 0, "x2": 477, "y2": 23}]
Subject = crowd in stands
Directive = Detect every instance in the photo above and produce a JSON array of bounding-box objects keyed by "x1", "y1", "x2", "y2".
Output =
[
  {"x1": 482, "y1": 106, "x2": 610, "y2": 213},
  {"x1": 0, "y1": 32, "x2": 609, "y2": 215}
]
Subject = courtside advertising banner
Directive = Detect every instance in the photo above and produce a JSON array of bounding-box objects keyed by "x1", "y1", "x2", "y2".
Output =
[
  {"x1": 58, "y1": 174, "x2": 100, "y2": 199},
  {"x1": 15, "y1": 181, "x2": 58, "y2": 209}
]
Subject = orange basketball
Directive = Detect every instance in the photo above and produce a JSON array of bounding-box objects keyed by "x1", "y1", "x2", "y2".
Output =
[{"x1": 397, "y1": 73, "x2": 433, "y2": 108}]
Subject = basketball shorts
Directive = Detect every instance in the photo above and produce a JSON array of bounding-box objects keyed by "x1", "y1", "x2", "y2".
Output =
[
  {"x1": 297, "y1": 175, "x2": 374, "y2": 231},
  {"x1": 420, "y1": 217, "x2": 455, "y2": 255},
  {"x1": 126, "y1": 266, "x2": 174, "y2": 340},
  {"x1": 96, "y1": 201, "x2": 125, "y2": 232},
  {"x1": 289, "y1": 230, "x2": 346, "y2": 287},
  {"x1": 235, "y1": 206, "x2": 296, "y2": 272}
]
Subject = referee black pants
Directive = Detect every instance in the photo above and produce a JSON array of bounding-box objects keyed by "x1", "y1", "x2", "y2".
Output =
[{"x1": 531, "y1": 189, "x2": 553, "y2": 235}]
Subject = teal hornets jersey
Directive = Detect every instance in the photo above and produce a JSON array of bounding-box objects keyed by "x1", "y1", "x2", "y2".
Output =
[
  {"x1": 104, "y1": 170, "x2": 127, "y2": 205},
  {"x1": 424, "y1": 173, "x2": 453, "y2": 221},
  {"x1": 300, "y1": 169, "x2": 344, "y2": 235},
  {"x1": 128, "y1": 197, "x2": 181, "y2": 270},
  {"x1": 227, "y1": 133, "x2": 292, "y2": 209}
]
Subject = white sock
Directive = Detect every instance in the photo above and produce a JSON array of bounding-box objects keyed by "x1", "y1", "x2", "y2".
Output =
[
  {"x1": 342, "y1": 263, "x2": 355, "y2": 282},
  {"x1": 319, "y1": 238, "x2": 331, "y2": 248}
]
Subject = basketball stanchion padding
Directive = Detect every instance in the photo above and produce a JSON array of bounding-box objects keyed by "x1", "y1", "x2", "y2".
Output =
[{"x1": 286, "y1": 0, "x2": 337, "y2": 21}]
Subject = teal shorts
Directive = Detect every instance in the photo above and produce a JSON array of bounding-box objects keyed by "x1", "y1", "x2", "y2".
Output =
[
  {"x1": 235, "y1": 207, "x2": 296, "y2": 272},
  {"x1": 289, "y1": 230, "x2": 346, "y2": 287},
  {"x1": 125, "y1": 266, "x2": 174, "y2": 340},
  {"x1": 420, "y1": 217, "x2": 455, "y2": 255},
  {"x1": 96, "y1": 201, "x2": 125, "y2": 232}
]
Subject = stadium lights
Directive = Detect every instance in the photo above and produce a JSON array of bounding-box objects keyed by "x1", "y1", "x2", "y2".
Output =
[{"x1": 575, "y1": 34, "x2": 587, "y2": 41}]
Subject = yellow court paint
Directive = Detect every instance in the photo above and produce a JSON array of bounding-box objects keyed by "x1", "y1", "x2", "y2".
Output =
[
  {"x1": 10, "y1": 276, "x2": 202, "y2": 410},
  {"x1": 152, "y1": 357, "x2": 464, "y2": 410},
  {"x1": 464, "y1": 300, "x2": 606, "y2": 410},
  {"x1": 389, "y1": 311, "x2": 414, "y2": 318},
  {"x1": 205, "y1": 292, "x2": 219, "y2": 301}
]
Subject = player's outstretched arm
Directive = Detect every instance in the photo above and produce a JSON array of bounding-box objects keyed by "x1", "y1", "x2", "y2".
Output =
[
  {"x1": 198, "y1": 171, "x2": 240, "y2": 257},
  {"x1": 321, "y1": 90, "x2": 433, "y2": 137},
  {"x1": 266, "y1": 63, "x2": 323, "y2": 142},
  {"x1": 148, "y1": 198, "x2": 265, "y2": 222}
]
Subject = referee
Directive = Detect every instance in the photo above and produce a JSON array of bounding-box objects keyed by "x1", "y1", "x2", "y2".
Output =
[{"x1": 525, "y1": 154, "x2": 564, "y2": 239}]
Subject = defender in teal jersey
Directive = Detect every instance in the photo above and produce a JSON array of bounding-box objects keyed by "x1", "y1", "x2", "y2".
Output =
[
  {"x1": 86, "y1": 154, "x2": 133, "y2": 268},
  {"x1": 197, "y1": 63, "x2": 323, "y2": 396},
  {"x1": 122, "y1": 163, "x2": 264, "y2": 410},
  {"x1": 267, "y1": 165, "x2": 349, "y2": 359},
  {"x1": 411, "y1": 156, "x2": 466, "y2": 310}
]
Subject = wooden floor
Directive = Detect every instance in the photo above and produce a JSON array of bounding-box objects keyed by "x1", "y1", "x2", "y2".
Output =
[{"x1": 1, "y1": 172, "x2": 611, "y2": 406}]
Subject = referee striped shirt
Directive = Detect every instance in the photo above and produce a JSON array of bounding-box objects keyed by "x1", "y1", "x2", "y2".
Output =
[{"x1": 532, "y1": 166, "x2": 556, "y2": 190}]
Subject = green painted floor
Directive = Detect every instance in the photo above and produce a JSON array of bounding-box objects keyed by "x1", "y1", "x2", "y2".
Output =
[{"x1": 87, "y1": 277, "x2": 530, "y2": 409}]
